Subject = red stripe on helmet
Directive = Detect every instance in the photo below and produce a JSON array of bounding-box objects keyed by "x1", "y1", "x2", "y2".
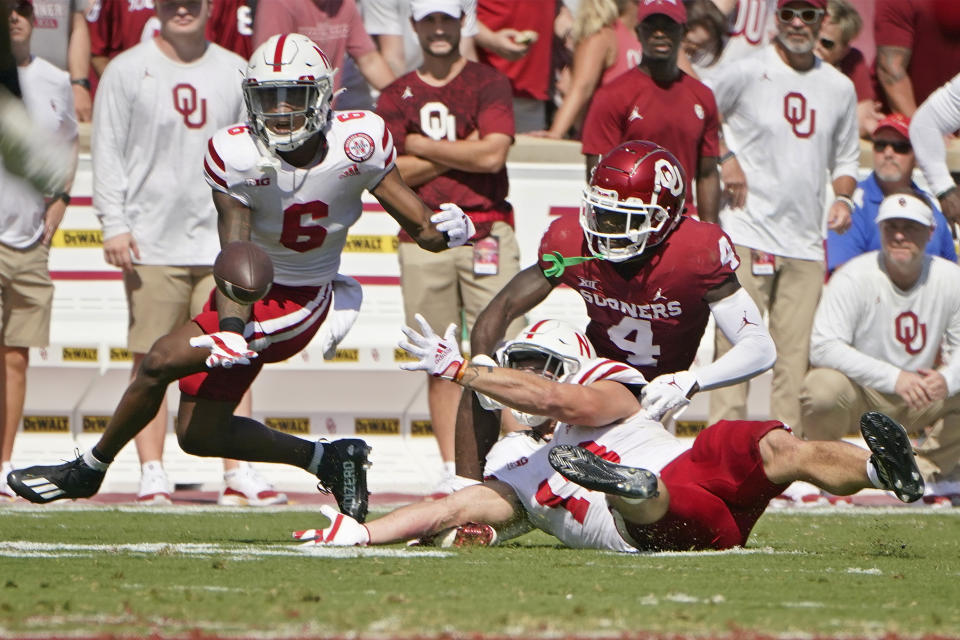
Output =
[
  {"x1": 575, "y1": 332, "x2": 590, "y2": 356},
  {"x1": 524, "y1": 319, "x2": 549, "y2": 339},
  {"x1": 272, "y1": 34, "x2": 288, "y2": 72},
  {"x1": 207, "y1": 138, "x2": 225, "y2": 172},
  {"x1": 312, "y1": 45, "x2": 330, "y2": 67}
]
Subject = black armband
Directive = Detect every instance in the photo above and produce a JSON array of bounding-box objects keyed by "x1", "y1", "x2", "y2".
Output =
[
  {"x1": 218, "y1": 317, "x2": 245, "y2": 334},
  {"x1": 71, "y1": 78, "x2": 91, "y2": 90}
]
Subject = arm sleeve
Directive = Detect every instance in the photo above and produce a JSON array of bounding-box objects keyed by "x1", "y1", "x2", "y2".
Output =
[
  {"x1": 910, "y1": 73, "x2": 960, "y2": 195},
  {"x1": 808, "y1": 268, "x2": 902, "y2": 393},
  {"x1": 91, "y1": 62, "x2": 132, "y2": 240},
  {"x1": 831, "y1": 82, "x2": 861, "y2": 180},
  {"x1": 696, "y1": 287, "x2": 776, "y2": 390}
]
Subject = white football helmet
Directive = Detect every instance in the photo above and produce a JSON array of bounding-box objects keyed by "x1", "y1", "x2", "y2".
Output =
[
  {"x1": 243, "y1": 33, "x2": 335, "y2": 152},
  {"x1": 497, "y1": 320, "x2": 596, "y2": 427}
]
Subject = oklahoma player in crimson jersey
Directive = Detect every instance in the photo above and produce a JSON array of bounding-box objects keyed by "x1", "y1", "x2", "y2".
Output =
[
  {"x1": 7, "y1": 34, "x2": 475, "y2": 521},
  {"x1": 454, "y1": 141, "x2": 776, "y2": 479}
]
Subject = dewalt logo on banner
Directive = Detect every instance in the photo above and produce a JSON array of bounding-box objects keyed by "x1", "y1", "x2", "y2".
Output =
[
  {"x1": 355, "y1": 418, "x2": 400, "y2": 435},
  {"x1": 51, "y1": 229, "x2": 103, "y2": 248},
  {"x1": 82, "y1": 416, "x2": 111, "y2": 433},
  {"x1": 62, "y1": 347, "x2": 98, "y2": 362},
  {"x1": 328, "y1": 348, "x2": 359, "y2": 362},
  {"x1": 410, "y1": 420, "x2": 434, "y2": 437},
  {"x1": 265, "y1": 417, "x2": 310, "y2": 434},
  {"x1": 23, "y1": 415, "x2": 70, "y2": 432},
  {"x1": 343, "y1": 235, "x2": 398, "y2": 253},
  {"x1": 110, "y1": 348, "x2": 132, "y2": 362}
]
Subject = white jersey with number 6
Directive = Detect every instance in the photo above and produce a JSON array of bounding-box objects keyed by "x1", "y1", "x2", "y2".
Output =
[{"x1": 203, "y1": 111, "x2": 396, "y2": 287}]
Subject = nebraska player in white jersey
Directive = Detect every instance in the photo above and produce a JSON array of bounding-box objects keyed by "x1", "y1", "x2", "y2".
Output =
[
  {"x1": 6, "y1": 34, "x2": 475, "y2": 522},
  {"x1": 294, "y1": 318, "x2": 924, "y2": 551}
]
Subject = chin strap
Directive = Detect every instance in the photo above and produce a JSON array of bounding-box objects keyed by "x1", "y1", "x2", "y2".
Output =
[{"x1": 541, "y1": 251, "x2": 598, "y2": 278}]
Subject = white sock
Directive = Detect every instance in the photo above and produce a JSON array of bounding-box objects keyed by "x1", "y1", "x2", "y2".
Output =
[
  {"x1": 83, "y1": 450, "x2": 110, "y2": 471},
  {"x1": 443, "y1": 461, "x2": 456, "y2": 477},
  {"x1": 141, "y1": 460, "x2": 164, "y2": 475},
  {"x1": 307, "y1": 442, "x2": 325, "y2": 475},
  {"x1": 866, "y1": 458, "x2": 883, "y2": 489}
]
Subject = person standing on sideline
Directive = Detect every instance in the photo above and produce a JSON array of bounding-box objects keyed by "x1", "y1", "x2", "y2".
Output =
[
  {"x1": 376, "y1": 0, "x2": 524, "y2": 493},
  {"x1": 90, "y1": 0, "x2": 282, "y2": 505},
  {"x1": 704, "y1": 0, "x2": 860, "y2": 429},
  {"x1": 0, "y1": 0, "x2": 77, "y2": 500}
]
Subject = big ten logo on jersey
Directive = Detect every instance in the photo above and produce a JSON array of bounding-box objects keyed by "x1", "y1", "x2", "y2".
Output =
[
  {"x1": 895, "y1": 311, "x2": 927, "y2": 355},
  {"x1": 731, "y1": 0, "x2": 773, "y2": 45},
  {"x1": 784, "y1": 92, "x2": 815, "y2": 138},
  {"x1": 173, "y1": 83, "x2": 207, "y2": 129},
  {"x1": 420, "y1": 102, "x2": 457, "y2": 141}
]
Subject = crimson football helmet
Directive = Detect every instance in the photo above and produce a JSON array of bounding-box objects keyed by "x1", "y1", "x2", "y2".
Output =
[
  {"x1": 581, "y1": 140, "x2": 687, "y2": 262},
  {"x1": 243, "y1": 34, "x2": 335, "y2": 152},
  {"x1": 497, "y1": 319, "x2": 596, "y2": 427}
]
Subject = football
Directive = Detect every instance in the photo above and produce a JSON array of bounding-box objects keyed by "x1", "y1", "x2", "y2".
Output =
[{"x1": 213, "y1": 241, "x2": 274, "y2": 305}]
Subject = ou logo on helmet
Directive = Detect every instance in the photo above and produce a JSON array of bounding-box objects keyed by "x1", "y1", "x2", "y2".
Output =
[{"x1": 653, "y1": 158, "x2": 683, "y2": 197}]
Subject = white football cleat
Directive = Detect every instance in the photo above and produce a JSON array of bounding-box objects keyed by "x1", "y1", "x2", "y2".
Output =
[
  {"x1": 219, "y1": 462, "x2": 287, "y2": 506},
  {"x1": 294, "y1": 504, "x2": 370, "y2": 546}
]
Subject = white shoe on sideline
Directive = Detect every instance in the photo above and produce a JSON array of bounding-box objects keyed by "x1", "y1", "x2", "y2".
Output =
[
  {"x1": 137, "y1": 462, "x2": 172, "y2": 504},
  {"x1": 0, "y1": 462, "x2": 16, "y2": 502},
  {"x1": 219, "y1": 462, "x2": 287, "y2": 506}
]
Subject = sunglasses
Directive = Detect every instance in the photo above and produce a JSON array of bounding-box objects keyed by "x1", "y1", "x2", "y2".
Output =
[
  {"x1": 819, "y1": 37, "x2": 835, "y2": 50},
  {"x1": 777, "y1": 7, "x2": 824, "y2": 24},
  {"x1": 873, "y1": 139, "x2": 912, "y2": 154}
]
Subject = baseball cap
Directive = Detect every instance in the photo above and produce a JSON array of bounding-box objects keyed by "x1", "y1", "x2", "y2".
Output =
[
  {"x1": 637, "y1": 0, "x2": 687, "y2": 24},
  {"x1": 876, "y1": 193, "x2": 935, "y2": 228},
  {"x1": 410, "y1": 0, "x2": 463, "y2": 21},
  {"x1": 777, "y1": 0, "x2": 827, "y2": 8},
  {"x1": 873, "y1": 113, "x2": 910, "y2": 139}
]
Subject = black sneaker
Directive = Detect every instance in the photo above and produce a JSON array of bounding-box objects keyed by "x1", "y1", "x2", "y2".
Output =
[
  {"x1": 548, "y1": 444, "x2": 659, "y2": 499},
  {"x1": 860, "y1": 411, "x2": 924, "y2": 503},
  {"x1": 316, "y1": 439, "x2": 371, "y2": 523},
  {"x1": 7, "y1": 454, "x2": 105, "y2": 504}
]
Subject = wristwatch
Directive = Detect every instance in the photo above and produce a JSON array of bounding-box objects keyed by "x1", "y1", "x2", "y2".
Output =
[
  {"x1": 70, "y1": 77, "x2": 91, "y2": 90},
  {"x1": 52, "y1": 192, "x2": 71, "y2": 205}
]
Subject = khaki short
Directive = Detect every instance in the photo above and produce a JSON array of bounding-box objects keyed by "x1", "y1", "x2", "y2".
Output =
[
  {"x1": 124, "y1": 264, "x2": 215, "y2": 353},
  {"x1": 0, "y1": 241, "x2": 53, "y2": 348},
  {"x1": 398, "y1": 221, "x2": 525, "y2": 340}
]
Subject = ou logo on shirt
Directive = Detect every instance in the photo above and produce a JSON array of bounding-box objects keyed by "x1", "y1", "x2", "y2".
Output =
[
  {"x1": 895, "y1": 311, "x2": 927, "y2": 355},
  {"x1": 419, "y1": 102, "x2": 457, "y2": 141},
  {"x1": 173, "y1": 83, "x2": 207, "y2": 129}
]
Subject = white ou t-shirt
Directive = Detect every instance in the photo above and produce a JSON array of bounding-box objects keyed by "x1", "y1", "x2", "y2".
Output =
[
  {"x1": 0, "y1": 56, "x2": 77, "y2": 249},
  {"x1": 705, "y1": 45, "x2": 860, "y2": 260},
  {"x1": 363, "y1": 0, "x2": 479, "y2": 74}
]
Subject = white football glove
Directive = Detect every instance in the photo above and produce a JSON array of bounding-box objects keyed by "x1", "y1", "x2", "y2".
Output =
[
  {"x1": 189, "y1": 331, "x2": 258, "y2": 369},
  {"x1": 316, "y1": 274, "x2": 363, "y2": 360},
  {"x1": 293, "y1": 505, "x2": 370, "y2": 547},
  {"x1": 398, "y1": 313, "x2": 465, "y2": 380},
  {"x1": 431, "y1": 203, "x2": 476, "y2": 248},
  {"x1": 640, "y1": 370, "x2": 699, "y2": 421}
]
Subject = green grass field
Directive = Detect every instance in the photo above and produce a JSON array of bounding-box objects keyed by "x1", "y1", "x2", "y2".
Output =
[{"x1": 1, "y1": 504, "x2": 959, "y2": 639}]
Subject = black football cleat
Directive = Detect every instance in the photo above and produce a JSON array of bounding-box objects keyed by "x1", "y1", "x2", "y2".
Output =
[
  {"x1": 7, "y1": 454, "x2": 105, "y2": 504},
  {"x1": 548, "y1": 444, "x2": 659, "y2": 499},
  {"x1": 316, "y1": 438, "x2": 372, "y2": 523},
  {"x1": 860, "y1": 412, "x2": 924, "y2": 503}
]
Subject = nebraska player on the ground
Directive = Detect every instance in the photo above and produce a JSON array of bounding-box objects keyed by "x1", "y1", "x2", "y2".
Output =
[
  {"x1": 455, "y1": 141, "x2": 776, "y2": 479},
  {"x1": 5, "y1": 34, "x2": 474, "y2": 521}
]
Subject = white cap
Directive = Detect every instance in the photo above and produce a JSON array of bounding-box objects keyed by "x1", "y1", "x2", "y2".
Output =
[
  {"x1": 876, "y1": 193, "x2": 935, "y2": 228},
  {"x1": 411, "y1": 0, "x2": 463, "y2": 20}
]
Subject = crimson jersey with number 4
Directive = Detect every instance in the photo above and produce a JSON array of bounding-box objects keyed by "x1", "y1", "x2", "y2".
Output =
[
  {"x1": 537, "y1": 214, "x2": 739, "y2": 379},
  {"x1": 203, "y1": 111, "x2": 396, "y2": 287}
]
